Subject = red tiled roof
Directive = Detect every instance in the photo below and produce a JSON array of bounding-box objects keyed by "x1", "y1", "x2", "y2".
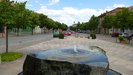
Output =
[
  {"x1": 98, "y1": 6, "x2": 133, "y2": 18},
  {"x1": 128, "y1": 6, "x2": 133, "y2": 11}
]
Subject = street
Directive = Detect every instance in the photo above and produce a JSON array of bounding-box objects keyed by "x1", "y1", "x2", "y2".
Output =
[{"x1": 0, "y1": 33, "x2": 53, "y2": 53}]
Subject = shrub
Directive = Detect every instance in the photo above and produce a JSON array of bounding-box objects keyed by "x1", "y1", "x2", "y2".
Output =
[
  {"x1": 1, "y1": 52, "x2": 23, "y2": 61},
  {"x1": 118, "y1": 36, "x2": 125, "y2": 41},
  {"x1": 59, "y1": 33, "x2": 64, "y2": 39},
  {"x1": 90, "y1": 33, "x2": 96, "y2": 39}
]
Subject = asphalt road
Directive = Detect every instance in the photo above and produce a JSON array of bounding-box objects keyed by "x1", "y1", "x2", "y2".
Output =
[
  {"x1": 0, "y1": 34, "x2": 52, "y2": 46},
  {"x1": 0, "y1": 33, "x2": 53, "y2": 52}
]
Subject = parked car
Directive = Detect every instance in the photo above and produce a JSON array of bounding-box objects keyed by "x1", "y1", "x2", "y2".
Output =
[
  {"x1": 70, "y1": 31, "x2": 76, "y2": 34},
  {"x1": 111, "y1": 33, "x2": 119, "y2": 37},
  {"x1": 119, "y1": 33, "x2": 129, "y2": 38},
  {"x1": 53, "y1": 31, "x2": 59, "y2": 37},
  {"x1": 63, "y1": 31, "x2": 71, "y2": 36}
]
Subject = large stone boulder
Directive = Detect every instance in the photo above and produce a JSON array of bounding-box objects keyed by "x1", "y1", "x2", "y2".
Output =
[{"x1": 22, "y1": 46, "x2": 109, "y2": 75}]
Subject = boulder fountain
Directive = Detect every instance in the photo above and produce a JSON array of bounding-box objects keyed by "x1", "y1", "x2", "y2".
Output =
[{"x1": 19, "y1": 46, "x2": 121, "y2": 75}]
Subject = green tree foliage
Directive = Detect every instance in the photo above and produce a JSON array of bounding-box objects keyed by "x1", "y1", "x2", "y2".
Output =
[
  {"x1": 127, "y1": 12, "x2": 133, "y2": 29},
  {"x1": 28, "y1": 11, "x2": 40, "y2": 35},
  {"x1": 61, "y1": 23, "x2": 68, "y2": 30},
  {"x1": 0, "y1": 1, "x2": 15, "y2": 28},
  {"x1": 0, "y1": 0, "x2": 68, "y2": 35},
  {"x1": 115, "y1": 8, "x2": 131, "y2": 32},
  {"x1": 69, "y1": 15, "x2": 99, "y2": 32},
  {"x1": 0, "y1": 0, "x2": 68, "y2": 53},
  {"x1": 45, "y1": 18, "x2": 55, "y2": 30},
  {"x1": 69, "y1": 26, "x2": 77, "y2": 31},
  {"x1": 87, "y1": 15, "x2": 99, "y2": 31},
  {"x1": 70, "y1": 8, "x2": 133, "y2": 34},
  {"x1": 72, "y1": 22, "x2": 86, "y2": 31},
  {"x1": 55, "y1": 21, "x2": 62, "y2": 30},
  {"x1": 13, "y1": 2, "x2": 30, "y2": 36},
  {"x1": 102, "y1": 15, "x2": 114, "y2": 29},
  {"x1": 101, "y1": 15, "x2": 115, "y2": 34},
  {"x1": 0, "y1": 1, "x2": 17, "y2": 53},
  {"x1": 39, "y1": 14, "x2": 47, "y2": 28}
]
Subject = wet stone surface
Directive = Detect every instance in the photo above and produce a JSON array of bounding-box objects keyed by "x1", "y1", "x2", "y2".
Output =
[{"x1": 22, "y1": 46, "x2": 109, "y2": 75}]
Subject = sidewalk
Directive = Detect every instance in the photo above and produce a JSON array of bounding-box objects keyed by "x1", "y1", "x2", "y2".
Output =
[{"x1": 0, "y1": 36, "x2": 133, "y2": 75}]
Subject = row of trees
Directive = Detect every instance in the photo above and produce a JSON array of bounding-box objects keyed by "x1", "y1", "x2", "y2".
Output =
[
  {"x1": 0, "y1": 0, "x2": 68, "y2": 53},
  {"x1": 70, "y1": 15, "x2": 99, "y2": 32},
  {"x1": 70, "y1": 8, "x2": 133, "y2": 33},
  {"x1": 0, "y1": 0, "x2": 68, "y2": 36}
]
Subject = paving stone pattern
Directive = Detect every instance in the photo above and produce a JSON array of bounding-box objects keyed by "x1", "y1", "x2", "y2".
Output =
[{"x1": 19, "y1": 37, "x2": 133, "y2": 75}]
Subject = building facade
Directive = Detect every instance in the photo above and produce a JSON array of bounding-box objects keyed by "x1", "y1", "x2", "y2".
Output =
[{"x1": 97, "y1": 6, "x2": 133, "y2": 34}]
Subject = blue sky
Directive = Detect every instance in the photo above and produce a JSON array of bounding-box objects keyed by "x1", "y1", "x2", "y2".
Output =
[{"x1": 11, "y1": 0, "x2": 133, "y2": 26}]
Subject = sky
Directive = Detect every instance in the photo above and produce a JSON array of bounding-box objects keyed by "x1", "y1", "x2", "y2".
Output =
[{"x1": 11, "y1": 0, "x2": 133, "y2": 26}]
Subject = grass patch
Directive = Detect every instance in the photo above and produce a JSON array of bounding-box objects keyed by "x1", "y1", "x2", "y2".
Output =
[{"x1": 0, "y1": 52, "x2": 23, "y2": 61}]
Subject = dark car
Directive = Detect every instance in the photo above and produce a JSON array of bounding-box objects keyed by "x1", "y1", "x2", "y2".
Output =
[{"x1": 111, "y1": 33, "x2": 119, "y2": 37}]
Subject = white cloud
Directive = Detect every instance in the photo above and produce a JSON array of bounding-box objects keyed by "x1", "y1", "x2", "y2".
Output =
[
  {"x1": 36, "y1": 4, "x2": 127, "y2": 26},
  {"x1": 48, "y1": 0, "x2": 60, "y2": 5},
  {"x1": 36, "y1": 6, "x2": 106, "y2": 26},
  {"x1": 113, "y1": 4, "x2": 126, "y2": 8},
  {"x1": 106, "y1": 4, "x2": 126, "y2": 9},
  {"x1": 26, "y1": 3, "x2": 33, "y2": 7}
]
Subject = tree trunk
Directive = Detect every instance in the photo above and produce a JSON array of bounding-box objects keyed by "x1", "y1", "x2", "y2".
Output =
[
  {"x1": 17, "y1": 28, "x2": 20, "y2": 36},
  {"x1": 122, "y1": 28, "x2": 125, "y2": 33},
  {"x1": 112, "y1": 28, "x2": 114, "y2": 33},
  {"x1": 31, "y1": 28, "x2": 34, "y2": 35},
  {"x1": 104, "y1": 28, "x2": 106, "y2": 34},
  {"x1": 43, "y1": 28, "x2": 45, "y2": 34},
  {"x1": 98, "y1": 28, "x2": 101, "y2": 34},
  {"x1": 108, "y1": 29, "x2": 110, "y2": 35},
  {"x1": 5, "y1": 25, "x2": 8, "y2": 53}
]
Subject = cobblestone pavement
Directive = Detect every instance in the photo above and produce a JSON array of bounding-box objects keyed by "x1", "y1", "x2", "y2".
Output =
[{"x1": 0, "y1": 36, "x2": 133, "y2": 75}]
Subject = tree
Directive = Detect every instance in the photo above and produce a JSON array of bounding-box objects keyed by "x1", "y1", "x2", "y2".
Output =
[
  {"x1": 115, "y1": 8, "x2": 131, "y2": 32},
  {"x1": 55, "y1": 21, "x2": 62, "y2": 30},
  {"x1": 101, "y1": 15, "x2": 114, "y2": 34},
  {"x1": 83, "y1": 22, "x2": 89, "y2": 30},
  {"x1": 69, "y1": 26, "x2": 76, "y2": 31},
  {"x1": 0, "y1": 1, "x2": 16, "y2": 52},
  {"x1": 39, "y1": 14, "x2": 47, "y2": 29},
  {"x1": 61, "y1": 23, "x2": 68, "y2": 30},
  {"x1": 45, "y1": 18, "x2": 55, "y2": 30},
  {"x1": 76, "y1": 22, "x2": 81, "y2": 29},
  {"x1": 127, "y1": 11, "x2": 133, "y2": 30},
  {"x1": 87, "y1": 15, "x2": 99, "y2": 32},
  {"x1": 13, "y1": 2, "x2": 29, "y2": 36},
  {"x1": 28, "y1": 11, "x2": 40, "y2": 35}
]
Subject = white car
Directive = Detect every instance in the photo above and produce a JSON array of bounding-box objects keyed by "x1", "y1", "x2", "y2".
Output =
[{"x1": 119, "y1": 33, "x2": 129, "y2": 38}]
